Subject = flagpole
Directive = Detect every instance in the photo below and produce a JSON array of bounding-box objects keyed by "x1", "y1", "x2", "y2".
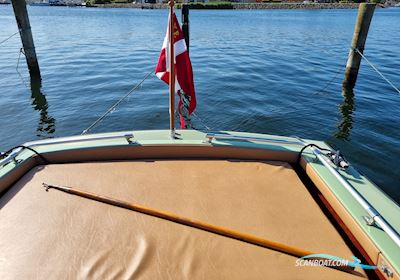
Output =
[{"x1": 169, "y1": 0, "x2": 176, "y2": 139}]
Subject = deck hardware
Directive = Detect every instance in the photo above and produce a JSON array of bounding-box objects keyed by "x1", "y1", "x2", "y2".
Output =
[
  {"x1": 296, "y1": 138, "x2": 400, "y2": 249},
  {"x1": 0, "y1": 134, "x2": 135, "y2": 168},
  {"x1": 124, "y1": 134, "x2": 135, "y2": 144},
  {"x1": 0, "y1": 149, "x2": 21, "y2": 167},
  {"x1": 203, "y1": 136, "x2": 213, "y2": 144},
  {"x1": 205, "y1": 133, "x2": 303, "y2": 146},
  {"x1": 328, "y1": 150, "x2": 349, "y2": 170},
  {"x1": 26, "y1": 134, "x2": 138, "y2": 147},
  {"x1": 312, "y1": 156, "x2": 319, "y2": 163},
  {"x1": 2, "y1": 155, "x2": 22, "y2": 167},
  {"x1": 11, "y1": 156, "x2": 19, "y2": 165},
  {"x1": 381, "y1": 261, "x2": 394, "y2": 278},
  {"x1": 363, "y1": 215, "x2": 376, "y2": 226}
]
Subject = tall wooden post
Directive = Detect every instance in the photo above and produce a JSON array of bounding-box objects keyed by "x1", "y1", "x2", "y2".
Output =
[
  {"x1": 182, "y1": 4, "x2": 189, "y2": 51},
  {"x1": 11, "y1": 0, "x2": 41, "y2": 77},
  {"x1": 169, "y1": 0, "x2": 176, "y2": 138},
  {"x1": 343, "y1": 3, "x2": 375, "y2": 90}
]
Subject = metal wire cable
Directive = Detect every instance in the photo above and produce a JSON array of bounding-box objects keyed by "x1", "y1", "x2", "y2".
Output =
[
  {"x1": 312, "y1": 64, "x2": 346, "y2": 96},
  {"x1": 191, "y1": 111, "x2": 211, "y2": 130},
  {"x1": 181, "y1": 95, "x2": 211, "y2": 130},
  {"x1": 354, "y1": 47, "x2": 400, "y2": 95},
  {"x1": 312, "y1": 48, "x2": 352, "y2": 96},
  {"x1": 0, "y1": 31, "x2": 19, "y2": 46},
  {"x1": 82, "y1": 70, "x2": 153, "y2": 135}
]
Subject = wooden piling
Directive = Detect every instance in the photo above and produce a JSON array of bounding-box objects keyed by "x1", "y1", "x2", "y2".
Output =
[
  {"x1": 343, "y1": 3, "x2": 375, "y2": 90},
  {"x1": 11, "y1": 0, "x2": 41, "y2": 77},
  {"x1": 182, "y1": 4, "x2": 189, "y2": 51}
]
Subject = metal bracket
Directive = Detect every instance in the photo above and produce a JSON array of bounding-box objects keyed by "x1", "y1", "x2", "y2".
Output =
[
  {"x1": 203, "y1": 136, "x2": 213, "y2": 144},
  {"x1": 363, "y1": 215, "x2": 376, "y2": 226},
  {"x1": 1, "y1": 155, "x2": 21, "y2": 169},
  {"x1": 170, "y1": 129, "x2": 177, "y2": 140},
  {"x1": 11, "y1": 156, "x2": 18, "y2": 165},
  {"x1": 124, "y1": 134, "x2": 135, "y2": 144},
  {"x1": 328, "y1": 150, "x2": 349, "y2": 170},
  {"x1": 381, "y1": 261, "x2": 394, "y2": 278}
]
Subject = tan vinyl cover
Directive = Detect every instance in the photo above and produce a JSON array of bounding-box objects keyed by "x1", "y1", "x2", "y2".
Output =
[{"x1": 0, "y1": 160, "x2": 366, "y2": 279}]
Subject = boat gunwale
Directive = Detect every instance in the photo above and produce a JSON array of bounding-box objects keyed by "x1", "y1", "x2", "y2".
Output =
[{"x1": 0, "y1": 129, "x2": 399, "y2": 277}]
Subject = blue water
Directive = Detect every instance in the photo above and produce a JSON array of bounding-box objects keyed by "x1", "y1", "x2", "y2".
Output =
[{"x1": 0, "y1": 6, "x2": 399, "y2": 203}]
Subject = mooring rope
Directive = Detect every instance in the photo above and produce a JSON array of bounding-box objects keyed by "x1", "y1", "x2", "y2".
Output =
[
  {"x1": 354, "y1": 47, "x2": 400, "y2": 95},
  {"x1": 0, "y1": 31, "x2": 19, "y2": 46},
  {"x1": 82, "y1": 71, "x2": 153, "y2": 135}
]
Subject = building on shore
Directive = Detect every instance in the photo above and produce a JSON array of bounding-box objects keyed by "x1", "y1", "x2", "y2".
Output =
[
  {"x1": 27, "y1": 0, "x2": 50, "y2": 5},
  {"x1": 48, "y1": 0, "x2": 85, "y2": 5},
  {"x1": 135, "y1": 0, "x2": 164, "y2": 4},
  {"x1": 26, "y1": 0, "x2": 85, "y2": 4},
  {"x1": 313, "y1": 0, "x2": 337, "y2": 3}
]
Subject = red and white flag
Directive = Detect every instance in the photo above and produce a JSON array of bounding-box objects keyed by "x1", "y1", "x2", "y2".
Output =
[{"x1": 155, "y1": 12, "x2": 196, "y2": 129}]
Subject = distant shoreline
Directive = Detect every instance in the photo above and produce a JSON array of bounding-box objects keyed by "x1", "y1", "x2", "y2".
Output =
[{"x1": 90, "y1": 3, "x2": 361, "y2": 10}]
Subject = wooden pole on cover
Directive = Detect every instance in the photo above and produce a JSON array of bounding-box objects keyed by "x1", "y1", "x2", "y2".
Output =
[{"x1": 43, "y1": 183, "x2": 359, "y2": 276}]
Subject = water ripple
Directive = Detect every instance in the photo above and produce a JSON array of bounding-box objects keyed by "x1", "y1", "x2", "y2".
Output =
[{"x1": 0, "y1": 6, "x2": 399, "y2": 202}]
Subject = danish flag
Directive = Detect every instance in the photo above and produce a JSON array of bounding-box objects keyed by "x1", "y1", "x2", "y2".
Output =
[{"x1": 155, "y1": 12, "x2": 196, "y2": 128}]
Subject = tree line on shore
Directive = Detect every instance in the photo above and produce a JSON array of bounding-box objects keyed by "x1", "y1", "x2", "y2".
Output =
[{"x1": 89, "y1": 0, "x2": 387, "y2": 6}]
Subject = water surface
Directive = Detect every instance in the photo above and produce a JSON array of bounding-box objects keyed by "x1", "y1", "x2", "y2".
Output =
[{"x1": 0, "y1": 6, "x2": 399, "y2": 202}]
